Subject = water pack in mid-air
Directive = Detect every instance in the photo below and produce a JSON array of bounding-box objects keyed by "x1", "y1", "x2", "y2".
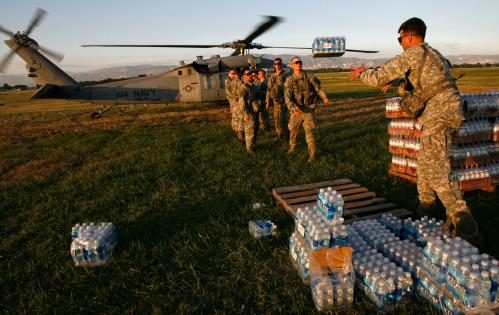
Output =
[{"x1": 312, "y1": 37, "x2": 346, "y2": 58}]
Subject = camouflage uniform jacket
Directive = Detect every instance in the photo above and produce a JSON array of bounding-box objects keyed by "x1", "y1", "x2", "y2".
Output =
[
  {"x1": 284, "y1": 72, "x2": 328, "y2": 113},
  {"x1": 266, "y1": 71, "x2": 288, "y2": 104},
  {"x1": 225, "y1": 78, "x2": 244, "y2": 101},
  {"x1": 242, "y1": 81, "x2": 263, "y2": 114},
  {"x1": 257, "y1": 79, "x2": 268, "y2": 104},
  {"x1": 359, "y1": 43, "x2": 464, "y2": 130}
]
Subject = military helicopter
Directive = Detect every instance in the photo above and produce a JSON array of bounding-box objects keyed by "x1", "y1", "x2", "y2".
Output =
[{"x1": 0, "y1": 9, "x2": 378, "y2": 118}]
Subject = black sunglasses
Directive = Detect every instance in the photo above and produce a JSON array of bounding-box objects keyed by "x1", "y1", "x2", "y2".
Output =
[
  {"x1": 292, "y1": 60, "x2": 302, "y2": 65},
  {"x1": 274, "y1": 62, "x2": 282, "y2": 65},
  {"x1": 397, "y1": 34, "x2": 410, "y2": 43}
]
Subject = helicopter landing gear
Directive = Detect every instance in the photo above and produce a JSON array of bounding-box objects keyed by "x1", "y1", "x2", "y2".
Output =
[{"x1": 91, "y1": 105, "x2": 116, "y2": 119}]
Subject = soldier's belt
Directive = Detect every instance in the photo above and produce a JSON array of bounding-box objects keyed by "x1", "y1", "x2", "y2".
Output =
[{"x1": 419, "y1": 79, "x2": 457, "y2": 102}]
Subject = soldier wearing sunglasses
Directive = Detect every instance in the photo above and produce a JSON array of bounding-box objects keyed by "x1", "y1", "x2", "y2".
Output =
[
  {"x1": 266, "y1": 57, "x2": 289, "y2": 140},
  {"x1": 350, "y1": 17, "x2": 482, "y2": 246},
  {"x1": 284, "y1": 56, "x2": 330, "y2": 162}
]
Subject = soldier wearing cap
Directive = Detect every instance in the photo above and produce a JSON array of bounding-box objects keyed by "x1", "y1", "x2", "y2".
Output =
[
  {"x1": 225, "y1": 68, "x2": 245, "y2": 141},
  {"x1": 241, "y1": 69, "x2": 263, "y2": 153},
  {"x1": 350, "y1": 17, "x2": 482, "y2": 245},
  {"x1": 284, "y1": 56, "x2": 330, "y2": 162},
  {"x1": 266, "y1": 57, "x2": 289, "y2": 140}
]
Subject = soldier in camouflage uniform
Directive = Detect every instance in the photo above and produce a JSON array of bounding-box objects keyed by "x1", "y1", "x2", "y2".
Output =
[
  {"x1": 266, "y1": 57, "x2": 289, "y2": 140},
  {"x1": 257, "y1": 69, "x2": 271, "y2": 131},
  {"x1": 350, "y1": 17, "x2": 482, "y2": 245},
  {"x1": 225, "y1": 68, "x2": 245, "y2": 141},
  {"x1": 285, "y1": 56, "x2": 330, "y2": 162},
  {"x1": 241, "y1": 69, "x2": 262, "y2": 153}
]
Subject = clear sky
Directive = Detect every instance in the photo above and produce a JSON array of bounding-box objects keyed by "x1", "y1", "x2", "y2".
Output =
[{"x1": 1, "y1": 0, "x2": 498, "y2": 74}]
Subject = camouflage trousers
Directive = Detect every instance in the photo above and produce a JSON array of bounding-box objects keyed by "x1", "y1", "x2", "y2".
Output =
[
  {"x1": 258, "y1": 107, "x2": 271, "y2": 131},
  {"x1": 273, "y1": 101, "x2": 289, "y2": 137},
  {"x1": 231, "y1": 99, "x2": 245, "y2": 133},
  {"x1": 288, "y1": 111, "x2": 316, "y2": 155},
  {"x1": 245, "y1": 112, "x2": 260, "y2": 151},
  {"x1": 417, "y1": 123, "x2": 470, "y2": 218},
  {"x1": 228, "y1": 99, "x2": 237, "y2": 131}
]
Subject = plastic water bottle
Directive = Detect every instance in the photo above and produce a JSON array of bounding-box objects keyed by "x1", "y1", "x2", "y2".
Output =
[
  {"x1": 248, "y1": 219, "x2": 277, "y2": 239},
  {"x1": 70, "y1": 221, "x2": 117, "y2": 267},
  {"x1": 71, "y1": 224, "x2": 80, "y2": 240},
  {"x1": 479, "y1": 271, "x2": 492, "y2": 305},
  {"x1": 490, "y1": 267, "x2": 499, "y2": 303}
]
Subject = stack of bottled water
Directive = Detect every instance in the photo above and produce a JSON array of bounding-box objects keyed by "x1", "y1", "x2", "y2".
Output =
[
  {"x1": 312, "y1": 36, "x2": 346, "y2": 57},
  {"x1": 450, "y1": 143, "x2": 491, "y2": 161},
  {"x1": 462, "y1": 91, "x2": 499, "y2": 114},
  {"x1": 70, "y1": 222, "x2": 117, "y2": 267},
  {"x1": 400, "y1": 216, "x2": 445, "y2": 246},
  {"x1": 386, "y1": 92, "x2": 499, "y2": 193},
  {"x1": 388, "y1": 136, "x2": 405, "y2": 154},
  {"x1": 350, "y1": 220, "x2": 417, "y2": 310},
  {"x1": 310, "y1": 263, "x2": 355, "y2": 311},
  {"x1": 390, "y1": 119, "x2": 415, "y2": 130},
  {"x1": 289, "y1": 231, "x2": 311, "y2": 283},
  {"x1": 379, "y1": 214, "x2": 403, "y2": 237},
  {"x1": 451, "y1": 165, "x2": 491, "y2": 183},
  {"x1": 419, "y1": 235, "x2": 499, "y2": 312},
  {"x1": 385, "y1": 97, "x2": 405, "y2": 118},
  {"x1": 294, "y1": 206, "x2": 330, "y2": 250},
  {"x1": 457, "y1": 118, "x2": 492, "y2": 139},
  {"x1": 248, "y1": 219, "x2": 277, "y2": 239},
  {"x1": 345, "y1": 225, "x2": 372, "y2": 253},
  {"x1": 290, "y1": 187, "x2": 353, "y2": 311},
  {"x1": 352, "y1": 248, "x2": 413, "y2": 310},
  {"x1": 317, "y1": 187, "x2": 344, "y2": 223},
  {"x1": 391, "y1": 155, "x2": 408, "y2": 173},
  {"x1": 381, "y1": 239, "x2": 423, "y2": 278},
  {"x1": 330, "y1": 225, "x2": 349, "y2": 247},
  {"x1": 488, "y1": 161, "x2": 499, "y2": 183}
]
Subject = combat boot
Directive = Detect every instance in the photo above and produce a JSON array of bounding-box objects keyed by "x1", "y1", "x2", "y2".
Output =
[
  {"x1": 286, "y1": 146, "x2": 296, "y2": 155},
  {"x1": 412, "y1": 202, "x2": 435, "y2": 219},
  {"x1": 308, "y1": 150, "x2": 316, "y2": 163},
  {"x1": 452, "y1": 211, "x2": 484, "y2": 248}
]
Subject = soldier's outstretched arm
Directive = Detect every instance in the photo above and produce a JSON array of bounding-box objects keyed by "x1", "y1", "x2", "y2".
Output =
[
  {"x1": 309, "y1": 76, "x2": 330, "y2": 104},
  {"x1": 358, "y1": 54, "x2": 412, "y2": 88}
]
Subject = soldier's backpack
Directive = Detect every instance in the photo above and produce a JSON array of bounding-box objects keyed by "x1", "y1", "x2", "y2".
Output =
[{"x1": 399, "y1": 46, "x2": 458, "y2": 118}]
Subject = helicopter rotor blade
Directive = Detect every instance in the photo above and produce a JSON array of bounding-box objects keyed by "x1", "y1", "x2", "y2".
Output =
[
  {"x1": 345, "y1": 49, "x2": 379, "y2": 53},
  {"x1": 0, "y1": 25, "x2": 15, "y2": 37},
  {"x1": 81, "y1": 44, "x2": 220, "y2": 48},
  {"x1": 24, "y1": 8, "x2": 47, "y2": 36},
  {"x1": 259, "y1": 45, "x2": 310, "y2": 50},
  {"x1": 0, "y1": 46, "x2": 20, "y2": 74},
  {"x1": 37, "y1": 44, "x2": 64, "y2": 62},
  {"x1": 242, "y1": 16, "x2": 282, "y2": 44}
]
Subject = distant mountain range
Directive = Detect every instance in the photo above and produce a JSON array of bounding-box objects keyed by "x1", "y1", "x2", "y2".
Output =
[{"x1": 1, "y1": 54, "x2": 499, "y2": 87}]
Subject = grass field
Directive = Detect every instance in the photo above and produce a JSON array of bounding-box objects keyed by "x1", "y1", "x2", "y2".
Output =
[{"x1": 1, "y1": 68, "x2": 499, "y2": 314}]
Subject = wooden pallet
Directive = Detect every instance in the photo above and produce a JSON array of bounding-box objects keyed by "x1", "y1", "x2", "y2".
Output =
[
  {"x1": 389, "y1": 169, "x2": 497, "y2": 193},
  {"x1": 272, "y1": 178, "x2": 411, "y2": 224},
  {"x1": 389, "y1": 169, "x2": 417, "y2": 183}
]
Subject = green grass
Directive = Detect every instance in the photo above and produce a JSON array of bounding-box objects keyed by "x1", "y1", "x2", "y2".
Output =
[{"x1": 1, "y1": 69, "x2": 499, "y2": 314}]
